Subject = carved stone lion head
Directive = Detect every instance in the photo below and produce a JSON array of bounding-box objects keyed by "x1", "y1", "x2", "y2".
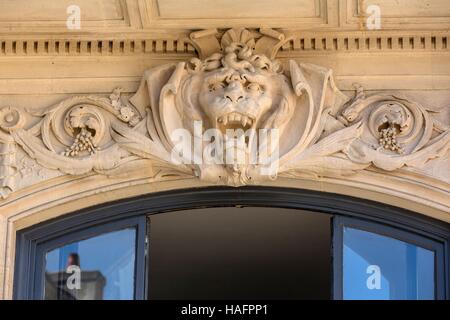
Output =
[
  {"x1": 199, "y1": 69, "x2": 273, "y2": 133},
  {"x1": 128, "y1": 28, "x2": 346, "y2": 184},
  {"x1": 180, "y1": 29, "x2": 295, "y2": 138}
]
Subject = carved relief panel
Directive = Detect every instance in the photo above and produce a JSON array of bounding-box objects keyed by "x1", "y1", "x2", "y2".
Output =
[{"x1": 0, "y1": 28, "x2": 448, "y2": 198}]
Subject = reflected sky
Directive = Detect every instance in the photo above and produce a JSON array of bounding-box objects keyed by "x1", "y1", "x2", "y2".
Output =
[
  {"x1": 45, "y1": 228, "x2": 136, "y2": 300},
  {"x1": 343, "y1": 227, "x2": 434, "y2": 300}
]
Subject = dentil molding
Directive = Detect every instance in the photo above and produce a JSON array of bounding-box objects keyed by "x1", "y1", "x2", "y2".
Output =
[
  {"x1": 0, "y1": 28, "x2": 449, "y2": 199},
  {"x1": 0, "y1": 30, "x2": 448, "y2": 57}
]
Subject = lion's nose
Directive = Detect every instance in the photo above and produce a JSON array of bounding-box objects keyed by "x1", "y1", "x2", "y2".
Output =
[
  {"x1": 225, "y1": 93, "x2": 244, "y2": 103},
  {"x1": 224, "y1": 84, "x2": 244, "y2": 103}
]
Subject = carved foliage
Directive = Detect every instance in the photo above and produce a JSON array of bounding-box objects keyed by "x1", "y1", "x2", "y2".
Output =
[
  {"x1": 340, "y1": 91, "x2": 450, "y2": 171},
  {"x1": 0, "y1": 28, "x2": 449, "y2": 198}
]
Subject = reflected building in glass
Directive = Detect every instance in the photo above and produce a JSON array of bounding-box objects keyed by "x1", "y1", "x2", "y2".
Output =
[{"x1": 43, "y1": 229, "x2": 136, "y2": 300}]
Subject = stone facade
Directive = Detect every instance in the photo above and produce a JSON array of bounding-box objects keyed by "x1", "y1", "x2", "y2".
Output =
[{"x1": 0, "y1": 0, "x2": 449, "y2": 299}]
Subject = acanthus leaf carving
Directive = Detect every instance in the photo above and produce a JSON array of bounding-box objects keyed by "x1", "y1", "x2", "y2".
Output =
[
  {"x1": 339, "y1": 91, "x2": 450, "y2": 171},
  {"x1": 0, "y1": 28, "x2": 449, "y2": 198}
]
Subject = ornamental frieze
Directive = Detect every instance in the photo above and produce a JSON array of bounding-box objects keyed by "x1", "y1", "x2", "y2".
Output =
[{"x1": 0, "y1": 28, "x2": 449, "y2": 198}]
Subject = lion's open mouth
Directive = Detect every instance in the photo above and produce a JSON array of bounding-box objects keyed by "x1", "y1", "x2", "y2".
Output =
[{"x1": 217, "y1": 112, "x2": 255, "y2": 132}]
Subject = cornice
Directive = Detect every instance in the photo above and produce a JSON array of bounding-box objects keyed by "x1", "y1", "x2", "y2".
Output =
[{"x1": 0, "y1": 30, "x2": 449, "y2": 57}]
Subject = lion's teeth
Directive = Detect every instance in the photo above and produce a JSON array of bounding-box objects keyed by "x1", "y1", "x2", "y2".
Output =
[{"x1": 221, "y1": 113, "x2": 254, "y2": 126}]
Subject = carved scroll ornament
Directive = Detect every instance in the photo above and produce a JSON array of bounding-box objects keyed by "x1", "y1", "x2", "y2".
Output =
[{"x1": 0, "y1": 28, "x2": 449, "y2": 198}]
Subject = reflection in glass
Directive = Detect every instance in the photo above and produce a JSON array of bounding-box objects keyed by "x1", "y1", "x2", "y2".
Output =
[
  {"x1": 343, "y1": 227, "x2": 435, "y2": 300},
  {"x1": 44, "y1": 228, "x2": 136, "y2": 300}
]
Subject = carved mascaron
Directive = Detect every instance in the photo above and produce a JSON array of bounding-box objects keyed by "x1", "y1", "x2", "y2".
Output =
[{"x1": 0, "y1": 28, "x2": 449, "y2": 198}]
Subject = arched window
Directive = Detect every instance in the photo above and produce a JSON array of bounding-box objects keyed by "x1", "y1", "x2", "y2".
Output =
[{"x1": 13, "y1": 187, "x2": 450, "y2": 300}]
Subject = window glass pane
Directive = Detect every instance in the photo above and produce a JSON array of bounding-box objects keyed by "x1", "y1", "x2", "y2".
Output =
[
  {"x1": 44, "y1": 228, "x2": 136, "y2": 300},
  {"x1": 149, "y1": 207, "x2": 331, "y2": 299},
  {"x1": 343, "y1": 227, "x2": 435, "y2": 300}
]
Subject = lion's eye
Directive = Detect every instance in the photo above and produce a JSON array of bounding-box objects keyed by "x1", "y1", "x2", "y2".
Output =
[
  {"x1": 209, "y1": 82, "x2": 226, "y2": 92},
  {"x1": 246, "y1": 83, "x2": 261, "y2": 92}
]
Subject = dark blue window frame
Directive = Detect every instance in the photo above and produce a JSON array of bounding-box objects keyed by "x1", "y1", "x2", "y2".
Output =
[
  {"x1": 13, "y1": 187, "x2": 450, "y2": 300},
  {"x1": 14, "y1": 215, "x2": 147, "y2": 300},
  {"x1": 333, "y1": 216, "x2": 446, "y2": 299}
]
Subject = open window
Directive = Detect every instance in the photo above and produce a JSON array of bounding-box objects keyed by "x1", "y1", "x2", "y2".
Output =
[
  {"x1": 147, "y1": 207, "x2": 332, "y2": 299},
  {"x1": 13, "y1": 188, "x2": 450, "y2": 300}
]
